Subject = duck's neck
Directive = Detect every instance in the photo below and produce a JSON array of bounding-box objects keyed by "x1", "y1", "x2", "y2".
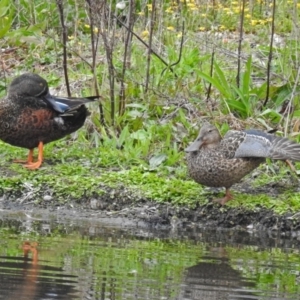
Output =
[{"x1": 201, "y1": 140, "x2": 221, "y2": 150}]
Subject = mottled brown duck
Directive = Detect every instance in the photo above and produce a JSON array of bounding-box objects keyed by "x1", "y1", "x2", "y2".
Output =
[
  {"x1": 0, "y1": 73, "x2": 98, "y2": 169},
  {"x1": 185, "y1": 123, "x2": 300, "y2": 205}
]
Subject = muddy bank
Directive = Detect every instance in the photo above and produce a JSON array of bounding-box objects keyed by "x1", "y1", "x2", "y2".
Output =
[{"x1": 1, "y1": 183, "x2": 300, "y2": 235}]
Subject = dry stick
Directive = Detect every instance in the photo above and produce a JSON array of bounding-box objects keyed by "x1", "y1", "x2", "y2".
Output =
[
  {"x1": 43, "y1": 32, "x2": 93, "y2": 69},
  {"x1": 101, "y1": 23, "x2": 115, "y2": 125},
  {"x1": 118, "y1": 0, "x2": 135, "y2": 116},
  {"x1": 197, "y1": 37, "x2": 286, "y2": 81},
  {"x1": 115, "y1": 15, "x2": 176, "y2": 75},
  {"x1": 145, "y1": 0, "x2": 156, "y2": 92},
  {"x1": 86, "y1": 0, "x2": 115, "y2": 126},
  {"x1": 161, "y1": 22, "x2": 185, "y2": 77},
  {"x1": 86, "y1": 0, "x2": 106, "y2": 127},
  {"x1": 283, "y1": 66, "x2": 300, "y2": 137},
  {"x1": 263, "y1": 0, "x2": 276, "y2": 107},
  {"x1": 56, "y1": 0, "x2": 71, "y2": 97},
  {"x1": 236, "y1": 0, "x2": 246, "y2": 88},
  {"x1": 206, "y1": 50, "x2": 215, "y2": 101}
]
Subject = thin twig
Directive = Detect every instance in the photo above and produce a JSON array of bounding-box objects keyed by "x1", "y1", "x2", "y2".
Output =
[
  {"x1": 86, "y1": 0, "x2": 106, "y2": 127},
  {"x1": 118, "y1": 0, "x2": 134, "y2": 116},
  {"x1": 263, "y1": 0, "x2": 276, "y2": 107},
  {"x1": 237, "y1": 0, "x2": 246, "y2": 88},
  {"x1": 206, "y1": 50, "x2": 215, "y2": 100},
  {"x1": 283, "y1": 66, "x2": 300, "y2": 137},
  {"x1": 145, "y1": 0, "x2": 156, "y2": 92},
  {"x1": 115, "y1": 14, "x2": 176, "y2": 75},
  {"x1": 56, "y1": 0, "x2": 71, "y2": 96},
  {"x1": 161, "y1": 22, "x2": 185, "y2": 76}
]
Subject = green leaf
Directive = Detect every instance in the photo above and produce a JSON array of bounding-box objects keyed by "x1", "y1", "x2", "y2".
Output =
[
  {"x1": 0, "y1": 0, "x2": 13, "y2": 39},
  {"x1": 149, "y1": 154, "x2": 167, "y2": 170}
]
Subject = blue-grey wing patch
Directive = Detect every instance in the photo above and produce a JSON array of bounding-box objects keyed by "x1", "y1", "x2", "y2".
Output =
[{"x1": 234, "y1": 134, "x2": 272, "y2": 158}]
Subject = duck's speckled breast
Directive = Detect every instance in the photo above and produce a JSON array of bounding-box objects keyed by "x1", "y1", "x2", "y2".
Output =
[{"x1": 186, "y1": 149, "x2": 265, "y2": 188}]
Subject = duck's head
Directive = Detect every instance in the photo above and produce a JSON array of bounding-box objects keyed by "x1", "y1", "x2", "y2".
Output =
[
  {"x1": 8, "y1": 73, "x2": 49, "y2": 98},
  {"x1": 185, "y1": 123, "x2": 221, "y2": 152},
  {"x1": 8, "y1": 73, "x2": 68, "y2": 113}
]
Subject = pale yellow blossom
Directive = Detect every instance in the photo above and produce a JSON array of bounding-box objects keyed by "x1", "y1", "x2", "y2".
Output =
[
  {"x1": 141, "y1": 30, "x2": 149, "y2": 38},
  {"x1": 167, "y1": 26, "x2": 175, "y2": 31}
]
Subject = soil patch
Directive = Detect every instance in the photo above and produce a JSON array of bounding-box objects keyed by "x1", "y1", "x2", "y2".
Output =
[{"x1": 1, "y1": 182, "x2": 300, "y2": 235}]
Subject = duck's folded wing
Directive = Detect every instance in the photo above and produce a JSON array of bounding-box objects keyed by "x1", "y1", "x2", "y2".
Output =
[
  {"x1": 43, "y1": 93, "x2": 99, "y2": 114},
  {"x1": 234, "y1": 130, "x2": 300, "y2": 161},
  {"x1": 222, "y1": 129, "x2": 272, "y2": 158}
]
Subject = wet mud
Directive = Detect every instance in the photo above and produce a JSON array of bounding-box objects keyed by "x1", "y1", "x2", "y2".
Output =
[{"x1": 1, "y1": 181, "x2": 300, "y2": 235}]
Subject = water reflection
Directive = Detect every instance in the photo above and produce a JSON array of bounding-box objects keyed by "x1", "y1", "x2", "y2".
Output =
[
  {"x1": 178, "y1": 248, "x2": 256, "y2": 300},
  {"x1": 0, "y1": 241, "x2": 78, "y2": 299},
  {"x1": 0, "y1": 215, "x2": 299, "y2": 299}
]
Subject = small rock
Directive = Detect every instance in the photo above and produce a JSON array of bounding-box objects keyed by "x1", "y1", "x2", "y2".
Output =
[
  {"x1": 90, "y1": 199, "x2": 99, "y2": 209},
  {"x1": 43, "y1": 195, "x2": 52, "y2": 201}
]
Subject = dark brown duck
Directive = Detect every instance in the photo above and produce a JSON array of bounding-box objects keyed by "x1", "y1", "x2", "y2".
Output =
[
  {"x1": 0, "y1": 73, "x2": 98, "y2": 169},
  {"x1": 185, "y1": 123, "x2": 300, "y2": 205}
]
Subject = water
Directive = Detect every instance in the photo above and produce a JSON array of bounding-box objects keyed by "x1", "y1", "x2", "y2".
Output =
[{"x1": 0, "y1": 212, "x2": 299, "y2": 300}]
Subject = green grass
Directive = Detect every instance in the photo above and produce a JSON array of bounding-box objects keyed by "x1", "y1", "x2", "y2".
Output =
[
  {"x1": 1, "y1": 135, "x2": 300, "y2": 214},
  {"x1": 1, "y1": 0, "x2": 300, "y2": 214}
]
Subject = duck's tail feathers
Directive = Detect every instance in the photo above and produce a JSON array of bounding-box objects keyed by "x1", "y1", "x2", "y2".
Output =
[{"x1": 270, "y1": 137, "x2": 300, "y2": 161}]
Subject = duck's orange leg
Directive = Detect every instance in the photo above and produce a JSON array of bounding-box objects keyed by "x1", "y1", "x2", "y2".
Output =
[
  {"x1": 213, "y1": 188, "x2": 233, "y2": 206},
  {"x1": 285, "y1": 159, "x2": 297, "y2": 174},
  {"x1": 24, "y1": 142, "x2": 44, "y2": 170},
  {"x1": 13, "y1": 149, "x2": 34, "y2": 164}
]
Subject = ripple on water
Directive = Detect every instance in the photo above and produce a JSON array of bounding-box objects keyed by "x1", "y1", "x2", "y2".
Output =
[{"x1": 0, "y1": 217, "x2": 299, "y2": 299}]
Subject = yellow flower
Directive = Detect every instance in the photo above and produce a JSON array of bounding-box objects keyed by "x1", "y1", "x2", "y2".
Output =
[
  {"x1": 219, "y1": 25, "x2": 226, "y2": 31},
  {"x1": 199, "y1": 26, "x2": 206, "y2": 31},
  {"x1": 177, "y1": 32, "x2": 182, "y2": 38},
  {"x1": 245, "y1": 14, "x2": 251, "y2": 18},
  {"x1": 147, "y1": 4, "x2": 152, "y2": 11},
  {"x1": 167, "y1": 26, "x2": 175, "y2": 31},
  {"x1": 94, "y1": 27, "x2": 98, "y2": 33},
  {"x1": 68, "y1": 35, "x2": 74, "y2": 40},
  {"x1": 201, "y1": 13, "x2": 206, "y2": 17},
  {"x1": 297, "y1": 3, "x2": 300, "y2": 8},
  {"x1": 165, "y1": 7, "x2": 174, "y2": 13},
  {"x1": 84, "y1": 24, "x2": 90, "y2": 29},
  {"x1": 141, "y1": 30, "x2": 149, "y2": 38},
  {"x1": 137, "y1": 11, "x2": 145, "y2": 16},
  {"x1": 251, "y1": 20, "x2": 259, "y2": 26}
]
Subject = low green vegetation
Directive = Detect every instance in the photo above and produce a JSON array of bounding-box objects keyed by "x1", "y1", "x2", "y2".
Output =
[
  {"x1": 1, "y1": 136, "x2": 300, "y2": 214},
  {"x1": 1, "y1": 0, "x2": 300, "y2": 214}
]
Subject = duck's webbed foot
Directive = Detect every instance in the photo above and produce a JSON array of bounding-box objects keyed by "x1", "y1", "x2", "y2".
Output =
[{"x1": 212, "y1": 188, "x2": 233, "y2": 206}]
